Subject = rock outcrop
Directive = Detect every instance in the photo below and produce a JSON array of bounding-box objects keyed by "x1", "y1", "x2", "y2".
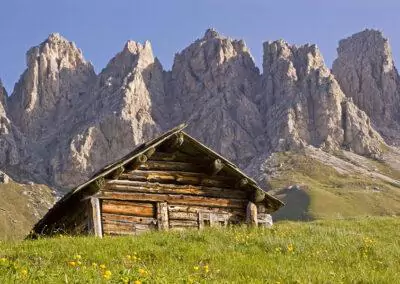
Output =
[
  {"x1": 0, "y1": 80, "x2": 6, "y2": 107},
  {"x1": 332, "y1": 29, "x2": 400, "y2": 145},
  {"x1": 256, "y1": 40, "x2": 383, "y2": 156},
  {"x1": 8, "y1": 33, "x2": 96, "y2": 140},
  {"x1": 49, "y1": 40, "x2": 162, "y2": 188},
  {"x1": 0, "y1": 79, "x2": 23, "y2": 167},
  {"x1": 166, "y1": 29, "x2": 264, "y2": 166}
]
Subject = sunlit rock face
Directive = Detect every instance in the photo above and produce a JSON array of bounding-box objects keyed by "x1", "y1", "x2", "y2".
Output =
[
  {"x1": 7, "y1": 33, "x2": 96, "y2": 141},
  {"x1": 50, "y1": 40, "x2": 163, "y2": 188},
  {"x1": 332, "y1": 29, "x2": 400, "y2": 145},
  {"x1": 166, "y1": 29, "x2": 264, "y2": 166},
  {"x1": 0, "y1": 79, "x2": 23, "y2": 167},
  {"x1": 255, "y1": 40, "x2": 383, "y2": 156}
]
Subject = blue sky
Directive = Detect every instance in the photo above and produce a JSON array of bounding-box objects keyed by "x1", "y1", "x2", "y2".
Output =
[{"x1": 1, "y1": 0, "x2": 399, "y2": 93}]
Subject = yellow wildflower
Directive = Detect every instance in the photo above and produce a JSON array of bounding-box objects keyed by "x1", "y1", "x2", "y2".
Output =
[
  {"x1": 103, "y1": 270, "x2": 112, "y2": 280},
  {"x1": 77, "y1": 261, "x2": 82, "y2": 266},
  {"x1": 68, "y1": 261, "x2": 76, "y2": 267},
  {"x1": 204, "y1": 265, "x2": 209, "y2": 273},
  {"x1": 20, "y1": 268, "x2": 28, "y2": 276},
  {"x1": 287, "y1": 243, "x2": 294, "y2": 253},
  {"x1": 134, "y1": 281, "x2": 142, "y2": 284},
  {"x1": 193, "y1": 266, "x2": 199, "y2": 271},
  {"x1": 126, "y1": 255, "x2": 132, "y2": 260},
  {"x1": 138, "y1": 268, "x2": 147, "y2": 276},
  {"x1": 100, "y1": 264, "x2": 106, "y2": 269},
  {"x1": 120, "y1": 277, "x2": 129, "y2": 284},
  {"x1": 92, "y1": 262, "x2": 98, "y2": 267},
  {"x1": 74, "y1": 254, "x2": 82, "y2": 260}
]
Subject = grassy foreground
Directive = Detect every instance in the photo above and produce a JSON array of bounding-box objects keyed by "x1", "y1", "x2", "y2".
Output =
[{"x1": 1, "y1": 217, "x2": 400, "y2": 283}]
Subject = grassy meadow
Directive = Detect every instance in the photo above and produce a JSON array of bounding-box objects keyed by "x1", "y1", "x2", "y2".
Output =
[
  {"x1": 1, "y1": 217, "x2": 400, "y2": 283},
  {"x1": 269, "y1": 152, "x2": 400, "y2": 220}
]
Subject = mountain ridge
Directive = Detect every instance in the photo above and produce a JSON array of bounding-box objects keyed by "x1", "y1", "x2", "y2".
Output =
[{"x1": 0, "y1": 28, "x2": 398, "y2": 189}]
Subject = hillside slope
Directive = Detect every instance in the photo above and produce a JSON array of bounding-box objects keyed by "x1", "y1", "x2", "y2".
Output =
[
  {"x1": 264, "y1": 147, "x2": 400, "y2": 220},
  {"x1": 0, "y1": 180, "x2": 54, "y2": 240}
]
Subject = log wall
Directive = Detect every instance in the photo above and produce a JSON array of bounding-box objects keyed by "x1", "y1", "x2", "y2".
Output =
[{"x1": 97, "y1": 150, "x2": 258, "y2": 235}]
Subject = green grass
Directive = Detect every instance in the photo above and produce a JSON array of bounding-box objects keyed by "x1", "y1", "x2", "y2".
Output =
[
  {"x1": 1, "y1": 217, "x2": 400, "y2": 283},
  {"x1": 269, "y1": 152, "x2": 400, "y2": 221}
]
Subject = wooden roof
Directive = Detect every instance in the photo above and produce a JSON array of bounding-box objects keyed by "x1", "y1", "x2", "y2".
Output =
[{"x1": 31, "y1": 124, "x2": 284, "y2": 234}]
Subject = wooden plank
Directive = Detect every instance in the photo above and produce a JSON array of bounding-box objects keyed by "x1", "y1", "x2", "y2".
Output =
[
  {"x1": 106, "y1": 180, "x2": 248, "y2": 199},
  {"x1": 99, "y1": 191, "x2": 246, "y2": 209},
  {"x1": 102, "y1": 221, "x2": 154, "y2": 231},
  {"x1": 169, "y1": 211, "x2": 199, "y2": 221},
  {"x1": 91, "y1": 197, "x2": 103, "y2": 238},
  {"x1": 258, "y1": 213, "x2": 273, "y2": 227},
  {"x1": 120, "y1": 170, "x2": 234, "y2": 188},
  {"x1": 103, "y1": 222, "x2": 153, "y2": 235},
  {"x1": 149, "y1": 151, "x2": 203, "y2": 163},
  {"x1": 101, "y1": 200, "x2": 154, "y2": 217},
  {"x1": 235, "y1": 178, "x2": 249, "y2": 189},
  {"x1": 167, "y1": 205, "x2": 246, "y2": 217},
  {"x1": 169, "y1": 220, "x2": 198, "y2": 228},
  {"x1": 138, "y1": 161, "x2": 204, "y2": 172},
  {"x1": 125, "y1": 154, "x2": 148, "y2": 171},
  {"x1": 106, "y1": 166, "x2": 125, "y2": 179},
  {"x1": 210, "y1": 159, "x2": 224, "y2": 176},
  {"x1": 161, "y1": 133, "x2": 184, "y2": 152},
  {"x1": 246, "y1": 201, "x2": 258, "y2": 227},
  {"x1": 257, "y1": 204, "x2": 266, "y2": 213},
  {"x1": 102, "y1": 213, "x2": 156, "y2": 225},
  {"x1": 157, "y1": 202, "x2": 169, "y2": 231}
]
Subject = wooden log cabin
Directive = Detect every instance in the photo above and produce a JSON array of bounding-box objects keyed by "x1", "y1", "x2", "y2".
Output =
[{"x1": 30, "y1": 124, "x2": 284, "y2": 238}]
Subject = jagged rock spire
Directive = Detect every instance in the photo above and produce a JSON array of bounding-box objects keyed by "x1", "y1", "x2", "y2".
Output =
[
  {"x1": 7, "y1": 33, "x2": 96, "y2": 140},
  {"x1": 0, "y1": 79, "x2": 6, "y2": 108},
  {"x1": 332, "y1": 29, "x2": 400, "y2": 145},
  {"x1": 257, "y1": 39, "x2": 384, "y2": 156}
]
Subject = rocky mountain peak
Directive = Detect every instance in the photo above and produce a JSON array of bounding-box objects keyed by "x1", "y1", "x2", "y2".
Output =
[
  {"x1": 203, "y1": 28, "x2": 220, "y2": 40},
  {"x1": 7, "y1": 34, "x2": 96, "y2": 140},
  {"x1": 0, "y1": 29, "x2": 395, "y2": 190},
  {"x1": 124, "y1": 40, "x2": 152, "y2": 54},
  {"x1": 332, "y1": 29, "x2": 400, "y2": 144},
  {"x1": 0, "y1": 79, "x2": 6, "y2": 108},
  {"x1": 50, "y1": 39, "x2": 163, "y2": 188},
  {"x1": 263, "y1": 40, "x2": 328, "y2": 82},
  {"x1": 99, "y1": 40, "x2": 156, "y2": 89},
  {"x1": 166, "y1": 29, "x2": 263, "y2": 166},
  {"x1": 258, "y1": 39, "x2": 383, "y2": 157}
]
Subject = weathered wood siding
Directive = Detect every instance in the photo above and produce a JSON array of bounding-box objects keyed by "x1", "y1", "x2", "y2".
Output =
[
  {"x1": 101, "y1": 200, "x2": 157, "y2": 235},
  {"x1": 97, "y1": 149, "x2": 254, "y2": 235}
]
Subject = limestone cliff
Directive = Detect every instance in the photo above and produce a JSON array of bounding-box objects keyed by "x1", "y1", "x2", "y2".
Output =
[
  {"x1": 166, "y1": 29, "x2": 264, "y2": 166},
  {"x1": 7, "y1": 33, "x2": 96, "y2": 141},
  {"x1": 256, "y1": 40, "x2": 383, "y2": 157},
  {"x1": 0, "y1": 79, "x2": 23, "y2": 167},
  {"x1": 332, "y1": 29, "x2": 400, "y2": 145},
  {"x1": 49, "y1": 40, "x2": 162, "y2": 188}
]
